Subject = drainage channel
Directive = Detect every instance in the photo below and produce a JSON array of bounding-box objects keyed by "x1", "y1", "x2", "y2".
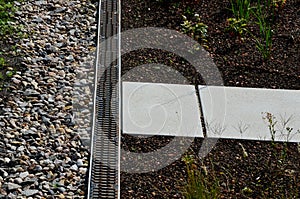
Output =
[{"x1": 88, "y1": 0, "x2": 121, "y2": 198}]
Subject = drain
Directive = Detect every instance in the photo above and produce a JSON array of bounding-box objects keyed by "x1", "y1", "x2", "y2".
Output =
[{"x1": 88, "y1": 0, "x2": 120, "y2": 198}]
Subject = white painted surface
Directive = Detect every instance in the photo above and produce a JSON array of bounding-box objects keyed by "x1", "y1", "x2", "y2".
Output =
[
  {"x1": 122, "y1": 82, "x2": 203, "y2": 137},
  {"x1": 199, "y1": 86, "x2": 300, "y2": 142}
]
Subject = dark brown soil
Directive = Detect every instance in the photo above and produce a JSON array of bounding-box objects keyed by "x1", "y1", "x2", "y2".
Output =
[
  {"x1": 120, "y1": 0, "x2": 300, "y2": 198},
  {"x1": 0, "y1": 40, "x2": 25, "y2": 99}
]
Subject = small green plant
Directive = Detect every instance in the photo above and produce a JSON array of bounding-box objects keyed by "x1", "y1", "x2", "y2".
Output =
[
  {"x1": 262, "y1": 112, "x2": 300, "y2": 161},
  {"x1": 226, "y1": 0, "x2": 278, "y2": 59},
  {"x1": 226, "y1": 0, "x2": 252, "y2": 38},
  {"x1": 181, "y1": 155, "x2": 220, "y2": 199},
  {"x1": 0, "y1": 0, "x2": 24, "y2": 91},
  {"x1": 262, "y1": 112, "x2": 277, "y2": 144},
  {"x1": 0, "y1": 0, "x2": 17, "y2": 36},
  {"x1": 5, "y1": 69, "x2": 14, "y2": 77},
  {"x1": 184, "y1": 6, "x2": 194, "y2": 17},
  {"x1": 251, "y1": 1, "x2": 274, "y2": 60},
  {"x1": 225, "y1": 17, "x2": 248, "y2": 37},
  {"x1": 181, "y1": 14, "x2": 208, "y2": 46},
  {"x1": 0, "y1": 57, "x2": 5, "y2": 68},
  {"x1": 230, "y1": 0, "x2": 252, "y2": 22},
  {"x1": 272, "y1": 0, "x2": 286, "y2": 9}
]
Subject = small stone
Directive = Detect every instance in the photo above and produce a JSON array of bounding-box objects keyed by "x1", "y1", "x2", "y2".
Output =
[
  {"x1": 17, "y1": 146, "x2": 25, "y2": 152},
  {"x1": 57, "y1": 187, "x2": 66, "y2": 193},
  {"x1": 4, "y1": 157, "x2": 10, "y2": 163},
  {"x1": 42, "y1": 116, "x2": 51, "y2": 125},
  {"x1": 12, "y1": 78, "x2": 21, "y2": 84},
  {"x1": 42, "y1": 183, "x2": 50, "y2": 190},
  {"x1": 34, "y1": 1, "x2": 47, "y2": 5},
  {"x1": 31, "y1": 81, "x2": 38, "y2": 90},
  {"x1": 57, "y1": 128, "x2": 65, "y2": 134},
  {"x1": 32, "y1": 17, "x2": 43, "y2": 23},
  {"x1": 55, "y1": 7, "x2": 67, "y2": 13},
  {"x1": 55, "y1": 95, "x2": 63, "y2": 101},
  {"x1": 56, "y1": 146, "x2": 63, "y2": 152},
  {"x1": 70, "y1": 164, "x2": 78, "y2": 171},
  {"x1": 22, "y1": 81, "x2": 28, "y2": 87},
  {"x1": 22, "y1": 189, "x2": 39, "y2": 196},
  {"x1": 24, "y1": 89, "x2": 40, "y2": 96},
  {"x1": 48, "y1": 72, "x2": 56, "y2": 76},
  {"x1": 20, "y1": 171, "x2": 29, "y2": 179},
  {"x1": 65, "y1": 157, "x2": 71, "y2": 164},
  {"x1": 79, "y1": 167, "x2": 87, "y2": 174},
  {"x1": 35, "y1": 165, "x2": 43, "y2": 171},
  {"x1": 7, "y1": 183, "x2": 21, "y2": 190},
  {"x1": 77, "y1": 159, "x2": 84, "y2": 167},
  {"x1": 14, "y1": 178, "x2": 23, "y2": 184},
  {"x1": 65, "y1": 55, "x2": 74, "y2": 61}
]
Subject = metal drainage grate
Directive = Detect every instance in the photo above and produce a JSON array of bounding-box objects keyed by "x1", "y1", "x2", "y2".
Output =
[{"x1": 88, "y1": 0, "x2": 120, "y2": 198}]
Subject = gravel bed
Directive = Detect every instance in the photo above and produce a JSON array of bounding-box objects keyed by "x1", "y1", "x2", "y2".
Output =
[{"x1": 0, "y1": 0, "x2": 97, "y2": 198}]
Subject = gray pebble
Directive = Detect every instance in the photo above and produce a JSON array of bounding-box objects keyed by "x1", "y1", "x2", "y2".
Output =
[
  {"x1": 19, "y1": 171, "x2": 29, "y2": 179},
  {"x1": 22, "y1": 189, "x2": 39, "y2": 196},
  {"x1": 70, "y1": 164, "x2": 78, "y2": 171},
  {"x1": 7, "y1": 182, "x2": 22, "y2": 190}
]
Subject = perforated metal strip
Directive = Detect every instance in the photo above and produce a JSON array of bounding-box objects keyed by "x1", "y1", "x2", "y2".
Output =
[{"x1": 88, "y1": 0, "x2": 120, "y2": 198}]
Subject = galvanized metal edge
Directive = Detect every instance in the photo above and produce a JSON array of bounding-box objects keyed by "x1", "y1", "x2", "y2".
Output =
[
  {"x1": 117, "y1": 0, "x2": 121, "y2": 198},
  {"x1": 87, "y1": 0, "x2": 103, "y2": 197}
]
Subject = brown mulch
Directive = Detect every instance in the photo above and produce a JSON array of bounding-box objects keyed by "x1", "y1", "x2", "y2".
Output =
[{"x1": 120, "y1": 0, "x2": 300, "y2": 198}]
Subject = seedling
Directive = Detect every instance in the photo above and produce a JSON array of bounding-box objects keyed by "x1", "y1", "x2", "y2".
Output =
[
  {"x1": 226, "y1": 0, "x2": 254, "y2": 38},
  {"x1": 251, "y1": 0, "x2": 274, "y2": 59},
  {"x1": 262, "y1": 112, "x2": 277, "y2": 144},
  {"x1": 225, "y1": 17, "x2": 248, "y2": 37},
  {"x1": 181, "y1": 155, "x2": 220, "y2": 199},
  {"x1": 0, "y1": 57, "x2": 5, "y2": 68},
  {"x1": 181, "y1": 14, "x2": 208, "y2": 46},
  {"x1": 230, "y1": 0, "x2": 252, "y2": 22}
]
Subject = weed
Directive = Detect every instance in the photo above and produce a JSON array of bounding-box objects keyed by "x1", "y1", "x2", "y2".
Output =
[
  {"x1": 262, "y1": 112, "x2": 300, "y2": 161},
  {"x1": 226, "y1": 0, "x2": 252, "y2": 38},
  {"x1": 0, "y1": 0, "x2": 24, "y2": 90},
  {"x1": 226, "y1": 0, "x2": 278, "y2": 59},
  {"x1": 251, "y1": 1, "x2": 274, "y2": 59},
  {"x1": 272, "y1": 0, "x2": 287, "y2": 9},
  {"x1": 181, "y1": 14, "x2": 208, "y2": 46},
  {"x1": 225, "y1": 17, "x2": 248, "y2": 37},
  {"x1": 0, "y1": 0, "x2": 17, "y2": 36},
  {"x1": 184, "y1": 6, "x2": 194, "y2": 17},
  {"x1": 262, "y1": 112, "x2": 277, "y2": 144},
  {"x1": 5, "y1": 70, "x2": 14, "y2": 77},
  {"x1": 181, "y1": 155, "x2": 220, "y2": 199},
  {"x1": 0, "y1": 57, "x2": 5, "y2": 68},
  {"x1": 230, "y1": 0, "x2": 252, "y2": 22}
]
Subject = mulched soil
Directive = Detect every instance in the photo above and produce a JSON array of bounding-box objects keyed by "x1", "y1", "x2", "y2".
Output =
[
  {"x1": 120, "y1": 0, "x2": 300, "y2": 198},
  {"x1": 0, "y1": 40, "x2": 25, "y2": 99}
]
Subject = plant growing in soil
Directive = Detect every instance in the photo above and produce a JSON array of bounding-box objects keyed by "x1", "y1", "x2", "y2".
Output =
[
  {"x1": 181, "y1": 155, "x2": 220, "y2": 199},
  {"x1": 0, "y1": 0, "x2": 24, "y2": 91},
  {"x1": 262, "y1": 112, "x2": 277, "y2": 144},
  {"x1": 181, "y1": 14, "x2": 208, "y2": 46},
  {"x1": 0, "y1": 0, "x2": 17, "y2": 36},
  {"x1": 0, "y1": 57, "x2": 5, "y2": 67},
  {"x1": 230, "y1": 0, "x2": 252, "y2": 22},
  {"x1": 225, "y1": 17, "x2": 248, "y2": 37},
  {"x1": 251, "y1": 0, "x2": 275, "y2": 60},
  {"x1": 262, "y1": 112, "x2": 300, "y2": 160},
  {"x1": 226, "y1": 0, "x2": 253, "y2": 40}
]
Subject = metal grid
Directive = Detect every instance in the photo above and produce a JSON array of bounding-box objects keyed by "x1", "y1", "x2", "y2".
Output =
[{"x1": 88, "y1": 0, "x2": 120, "y2": 198}]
